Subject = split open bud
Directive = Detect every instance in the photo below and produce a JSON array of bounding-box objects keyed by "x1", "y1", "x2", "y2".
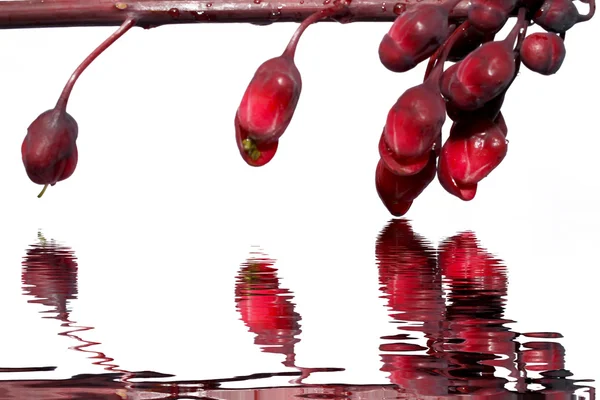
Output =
[
  {"x1": 235, "y1": 4, "x2": 347, "y2": 167},
  {"x1": 438, "y1": 117, "x2": 508, "y2": 201}
]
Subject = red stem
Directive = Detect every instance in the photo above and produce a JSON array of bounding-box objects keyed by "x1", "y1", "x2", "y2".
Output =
[
  {"x1": 55, "y1": 17, "x2": 136, "y2": 112},
  {"x1": 282, "y1": 2, "x2": 348, "y2": 59},
  {"x1": 0, "y1": 0, "x2": 472, "y2": 28},
  {"x1": 578, "y1": 0, "x2": 596, "y2": 21},
  {"x1": 425, "y1": 20, "x2": 470, "y2": 85},
  {"x1": 503, "y1": 8, "x2": 527, "y2": 50}
]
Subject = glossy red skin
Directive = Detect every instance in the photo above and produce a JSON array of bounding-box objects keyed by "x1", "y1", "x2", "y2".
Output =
[
  {"x1": 378, "y1": 132, "x2": 430, "y2": 176},
  {"x1": 437, "y1": 154, "x2": 478, "y2": 201},
  {"x1": 534, "y1": 0, "x2": 580, "y2": 33},
  {"x1": 520, "y1": 33, "x2": 566, "y2": 75},
  {"x1": 379, "y1": 4, "x2": 451, "y2": 73},
  {"x1": 237, "y1": 56, "x2": 301, "y2": 143},
  {"x1": 235, "y1": 114, "x2": 279, "y2": 167},
  {"x1": 384, "y1": 83, "x2": 446, "y2": 159},
  {"x1": 468, "y1": 0, "x2": 517, "y2": 32},
  {"x1": 22, "y1": 109, "x2": 78, "y2": 186},
  {"x1": 439, "y1": 118, "x2": 508, "y2": 192},
  {"x1": 235, "y1": 262, "x2": 301, "y2": 349},
  {"x1": 444, "y1": 41, "x2": 516, "y2": 111},
  {"x1": 375, "y1": 153, "x2": 436, "y2": 216}
]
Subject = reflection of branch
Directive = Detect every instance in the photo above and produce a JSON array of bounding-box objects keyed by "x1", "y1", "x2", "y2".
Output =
[
  {"x1": 58, "y1": 321, "x2": 130, "y2": 376},
  {"x1": 0, "y1": 367, "x2": 56, "y2": 373}
]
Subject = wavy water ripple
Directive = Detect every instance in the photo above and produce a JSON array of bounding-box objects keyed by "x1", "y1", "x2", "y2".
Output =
[
  {"x1": 0, "y1": 225, "x2": 595, "y2": 399},
  {"x1": 375, "y1": 219, "x2": 595, "y2": 399}
]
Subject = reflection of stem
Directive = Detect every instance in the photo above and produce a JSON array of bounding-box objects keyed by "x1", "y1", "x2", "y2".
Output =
[{"x1": 58, "y1": 320, "x2": 130, "y2": 376}]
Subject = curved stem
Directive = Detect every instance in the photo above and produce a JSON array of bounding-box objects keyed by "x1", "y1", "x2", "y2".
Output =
[
  {"x1": 37, "y1": 184, "x2": 48, "y2": 198},
  {"x1": 426, "y1": 20, "x2": 471, "y2": 84},
  {"x1": 55, "y1": 17, "x2": 136, "y2": 112},
  {"x1": 578, "y1": 0, "x2": 596, "y2": 21},
  {"x1": 503, "y1": 8, "x2": 527, "y2": 50},
  {"x1": 282, "y1": 2, "x2": 348, "y2": 59},
  {"x1": 424, "y1": 24, "x2": 456, "y2": 80}
]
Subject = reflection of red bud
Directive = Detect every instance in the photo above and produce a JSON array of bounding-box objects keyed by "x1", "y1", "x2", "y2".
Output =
[
  {"x1": 22, "y1": 234, "x2": 78, "y2": 321},
  {"x1": 376, "y1": 219, "x2": 448, "y2": 396},
  {"x1": 522, "y1": 341, "x2": 566, "y2": 372},
  {"x1": 235, "y1": 258, "x2": 301, "y2": 359}
]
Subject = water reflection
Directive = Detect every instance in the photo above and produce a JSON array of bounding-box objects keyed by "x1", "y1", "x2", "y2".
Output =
[
  {"x1": 376, "y1": 219, "x2": 595, "y2": 398},
  {"x1": 21, "y1": 232, "x2": 130, "y2": 376},
  {"x1": 235, "y1": 251, "x2": 344, "y2": 383},
  {"x1": 0, "y1": 225, "x2": 595, "y2": 399}
]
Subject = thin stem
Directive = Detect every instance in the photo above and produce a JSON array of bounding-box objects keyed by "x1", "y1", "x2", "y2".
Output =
[
  {"x1": 426, "y1": 20, "x2": 471, "y2": 84},
  {"x1": 423, "y1": 24, "x2": 455, "y2": 80},
  {"x1": 282, "y1": 2, "x2": 348, "y2": 59},
  {"x1": 37, "y1": 184, "x2": 48, "y2": 198},
  {"x1": 503, "y1": 8, "x2": 527, "y2": 50},
  {"x1": 578, "y1": 0, "x2": 596, "y2": 21},
  {"x1": 55, "y1": 17, "x2": 136, "y2": 112}
]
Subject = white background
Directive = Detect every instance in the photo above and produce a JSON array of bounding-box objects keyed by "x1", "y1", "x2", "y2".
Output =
[{"x1": 0, "y1": 6, "x2": 598, "y2": 391}]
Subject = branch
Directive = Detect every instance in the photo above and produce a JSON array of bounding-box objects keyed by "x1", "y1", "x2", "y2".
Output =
[{"x1": 0, "y1": 0, "x2": 470, "y2": 29}]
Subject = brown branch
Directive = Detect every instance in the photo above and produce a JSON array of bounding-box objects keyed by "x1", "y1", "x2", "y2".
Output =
[{"x1": 0, "y1": 0, "x2": 470, "y2": 29}]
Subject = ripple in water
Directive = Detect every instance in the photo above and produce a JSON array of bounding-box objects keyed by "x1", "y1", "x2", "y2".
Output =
[
  {"x1": 0, "y1": 225, "x2": 594, "y2": 399},
  {"x1": 376, "y1": 219, "x2": 595, "y2": 399}
]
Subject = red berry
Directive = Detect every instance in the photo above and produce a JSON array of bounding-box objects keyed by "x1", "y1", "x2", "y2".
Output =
[
  {"x1": 234, "y1": 6, "x2": 347, "y2": 166},
  {"x1": 236, "y1": 55, "x2": 302, "y2": 143},
  {"x1": 378, "y1": 2, "x2": 460, "y2": 73},
  {"x1": 438, "y1": 117, "x2": 508, "y2": 200},
  {"x1": 520, "y1": 32, "x2": 566, "y2": 75},
  {"x1": 22, "y1": 109, "x2": 79, "y2": 196},
  {"x1": 468, "y1": 0, "x2": 518, "y2": 32},
  {"x1": 375, "y1": 153, "x2": 436, "y2": 216},
  {"x1": 383, "y1": 84, "x2": 446, "y2": 159},
  {"x1": 442, "y1": 10, "x2": 526, "y2": 111},
  {"x1": 534, "y1": 0, "x2": 581, "y2": 33}
]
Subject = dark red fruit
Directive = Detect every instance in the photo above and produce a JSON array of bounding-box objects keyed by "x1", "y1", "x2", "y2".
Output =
[
  {"x1": 378, "y1": 0, "x2": 461, "y2": 73},
  {"x1": 22, "y1": 18, "x2": 135, "y2": 198},
  {"x1": 533, "y1": 0, "x2": 581, "y2": 32},
  {"x1": 236, "y1": 56, "x2": 301, "y2": 144},
  {"x1": 438, "y1": 117, "x2": 508, "y2": 200},
  {"x1": 22, "y1": 109, "x2": 79, "y2": 198},
  {"x1": 520, "y1": 32, "x2": 566, "y2": 75},
  {"x1": 441, "y1": 9, "x2": 527, "y2": 111},
  {"x1": 468, "y1": 0, "x2": 518, "y2": 32},
  {"x1": 375, "y1": 154, "x2": 436, "y2": 216},
  {"x1": 235, "y1": 5, "x2": 346, "y2": 167},
  {"x1": 383, "y1": 83, "x2": 446, "y2": 159},
  {"x1": 384, "y1": 21, "x2": 471, "y2": 162}
]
